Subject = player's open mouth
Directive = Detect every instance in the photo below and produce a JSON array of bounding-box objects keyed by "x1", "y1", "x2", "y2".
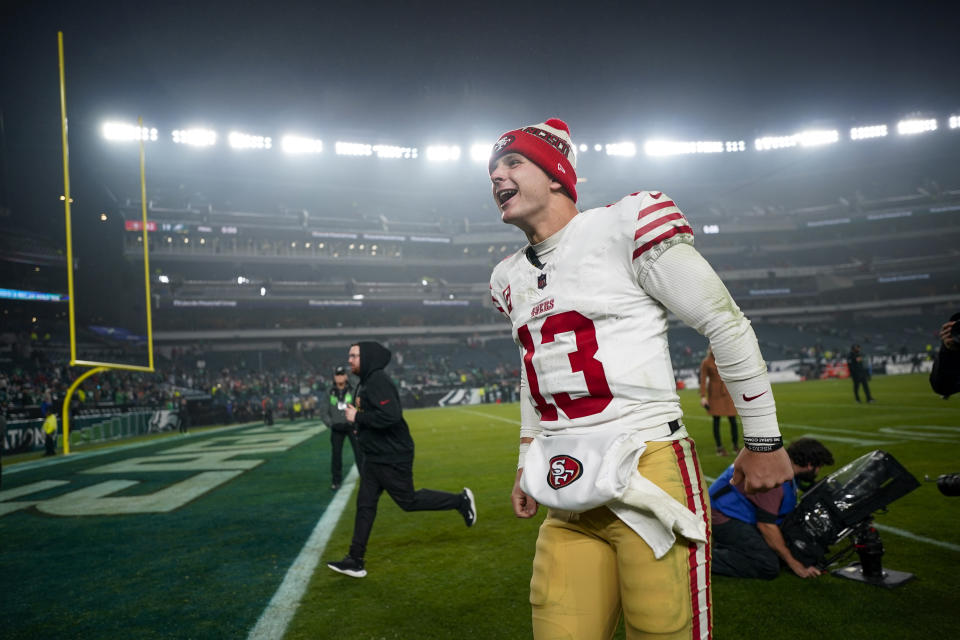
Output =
[{"x1": 498, "y1": 189, "x2": 518, "y2": 205}]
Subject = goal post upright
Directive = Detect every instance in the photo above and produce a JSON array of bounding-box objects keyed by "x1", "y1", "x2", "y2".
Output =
[{"x1": 56, "y1": 33, "x2": 156, "y2": 453}]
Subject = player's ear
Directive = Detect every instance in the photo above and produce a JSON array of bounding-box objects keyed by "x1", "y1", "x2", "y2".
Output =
[{"x1": 549, "y1": 179, "x2": 571, "y2": 199}]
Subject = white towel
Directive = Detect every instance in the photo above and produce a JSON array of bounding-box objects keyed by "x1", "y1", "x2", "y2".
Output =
[{"x1": 608, "y1": 472, "x2": 708, "y2": 560}]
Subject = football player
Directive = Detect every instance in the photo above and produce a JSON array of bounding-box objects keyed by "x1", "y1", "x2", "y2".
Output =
[{"x1": 488, "y1": 118, "x2": 793, "y2": 640}]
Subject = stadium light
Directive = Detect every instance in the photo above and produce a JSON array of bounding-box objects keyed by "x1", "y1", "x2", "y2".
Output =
[
  {"x1": 755, "y1": 135, "x2": 798, "y2": 151},
  {"x1": 644, "y1": 140, "x2": 725, "y2": 156},
  {"x1": 578, "y1": 143, "x2": 588, "y2": 152},
  {"x1": 949, "y1": 115, "x2": 960, "y2": 130},
  {"x1": 726, "y1": 140, "x2": 746, "y2": 152},
  {"x1": 259, "y1": 287, "x2": 267, "y2": 296},
  {"x1": 897, "y1": 118, "x2": 937, "y2": 135},
  {"x1": 850, "y1": 124, "x2": 888, "y2": 140},
  {"x1": 796, "y1": 129, "x2": 839, "y2": 147},
  {"x1": 426, "y1": 145, "x2": 461, "y2": 162},
  {"x1": 470, "y1": 144, "x2": 491, "y2": 163},
  {"x1": 172, "y1": 128, "x2": 217, "y2": 147},
  {"x1": 158, "y1": 275, "x2": 170, "y2": 284},
  {"x1": 228, "y1": 131, "x2": 272, "y2": 150},
  {"x1": 335, "y1": 141, "x2": 373, "y2": 156},
  {"x1": 102, "y1": 121, "x2": 158, "y2": 142},
  {"x1": 605, "y1": 142, "x2": 636, "y2": 157},
  {"x1": 593, "y1": 144, "x2": 602, "y2": 152},
  {"x1": 236, "y1": 276, "x2": 249, "y2": 285},
  {"x1": 281, "y1": 135, "x2": 323, "y2": 154},
  {"x1": 373, "y1": 144, "x2": 417, "y2": 159}
]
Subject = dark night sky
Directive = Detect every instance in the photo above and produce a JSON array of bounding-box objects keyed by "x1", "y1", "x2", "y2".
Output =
[
  {"x1": 2, "y1": 0, "x2": 960, "y2": 228},
  {"x1": 3, "y1": 1, "x2": 960, "y2": 138}
]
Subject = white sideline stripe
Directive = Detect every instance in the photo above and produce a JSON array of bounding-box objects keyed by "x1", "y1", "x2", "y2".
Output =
[
  {"x1": 455, "y1": 407, "x2": 518, "y2": 425},
  {"x1": 872, "y1": 524, "x2": 960, "y2": 553},
  {"x1": 247, "y1": 464, "x2": 360, "y2": 640},
  {"x1": 702, "y1": 474, "x2": 960, "y2": 553}
]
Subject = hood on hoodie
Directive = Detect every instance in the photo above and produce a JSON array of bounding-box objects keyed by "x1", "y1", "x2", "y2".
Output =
[{"x1": 356, "y1": 341, "x2": 392, "y2": 382}]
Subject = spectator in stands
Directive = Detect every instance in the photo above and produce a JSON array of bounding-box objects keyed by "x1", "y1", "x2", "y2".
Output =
[
  {"x1": 846, "y1": 344, "x2": 875, "y2": 403},
  {"x1": 323, "y1": 366, "x2": 362, "y2": 490},
  {"x1": 262, "y1": 396, "x2": 274, "y2": 426},
  {"x1": 327, "y1": 341, "x2": 477, "y2": 579},
  {"x1": 178, "y1": 397, "x2": 191, "y2": 434},
  {"x1": 699, "y1": 347, "x2": 740, "y2": 456},
  {"x1": 930, "y1": 312, "x2": 960, "y2": 398},
  {"x1": 911, "y1": 353, "x2": 923, "y2": 373},
  {"x1": 710, "y1": 438, "x2": 834, "y2": 579},
  {"x1": 42, "y1": 407, "x2": 58, "y2": 456}
]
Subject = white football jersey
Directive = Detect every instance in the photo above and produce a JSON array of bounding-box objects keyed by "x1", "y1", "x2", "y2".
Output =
[{"x1": 490, "y1": 191, "x2": 695, "y2": 435}]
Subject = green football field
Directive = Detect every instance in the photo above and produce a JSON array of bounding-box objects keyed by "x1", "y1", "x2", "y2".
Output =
[{"x1": 2, "y1": 374, "x2": 958, "y2": 639}]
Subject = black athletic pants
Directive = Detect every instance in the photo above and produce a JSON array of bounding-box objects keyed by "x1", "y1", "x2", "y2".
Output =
[
  {"x1": 712, "y1": 416, "x2": 740, "y2": 449},
  {"x1": 349, "y1": 459, "x2": 462, "y2": 559},
  {"x1": 330, "y1": 426, "x2": 362, "y2": 485},
  {"x1": 853, "y1": 376, "x2": 873, "y2": 402},
  {"x1": 711, "y1": 518, "x2": 781, "y2": 580}
]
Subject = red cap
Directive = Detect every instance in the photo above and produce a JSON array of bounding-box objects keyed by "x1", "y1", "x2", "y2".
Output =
[{"x1": 489, "y1": 118, "x2": 578, "y2": 202}]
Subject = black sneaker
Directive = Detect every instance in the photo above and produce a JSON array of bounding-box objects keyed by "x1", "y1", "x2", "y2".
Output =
[
  {"x1": 459, "y1": 488, "x2": 477, "y2": 527},
  {"x1": 327, "y1": 555, "x2": 366, "y2": 578}
]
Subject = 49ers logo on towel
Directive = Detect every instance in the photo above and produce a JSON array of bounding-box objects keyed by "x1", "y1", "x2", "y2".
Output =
[{"x1": 548, "y1": 455, "x2": 583, "y2": 489}]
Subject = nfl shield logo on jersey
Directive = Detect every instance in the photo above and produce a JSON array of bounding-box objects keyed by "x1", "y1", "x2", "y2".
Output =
[
  {"x1": 537, "y1": 273, "x2": 547, "y2": 289},
  {"x1": 548, "y1": 455, "x2": 583, "y2": 489}
]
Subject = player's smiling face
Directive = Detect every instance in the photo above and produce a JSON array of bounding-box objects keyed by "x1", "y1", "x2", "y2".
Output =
[{"x1": 490, "y1": 153, "x2": 554, "y2": 226}]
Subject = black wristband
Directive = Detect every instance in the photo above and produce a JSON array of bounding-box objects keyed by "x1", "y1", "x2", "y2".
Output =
[{"x1": 742, "y1": 436, "x2": 784, "y2": 453}]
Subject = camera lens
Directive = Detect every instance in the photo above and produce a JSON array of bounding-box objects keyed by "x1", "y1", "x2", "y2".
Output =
[{"x1": 937, "y1": 473, "x2": 960, "y2": 497}]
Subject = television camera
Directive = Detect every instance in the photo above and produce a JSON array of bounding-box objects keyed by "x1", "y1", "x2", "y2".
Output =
[{"x1": 780, "y1": 449, "x2": 920, "y2": 588}]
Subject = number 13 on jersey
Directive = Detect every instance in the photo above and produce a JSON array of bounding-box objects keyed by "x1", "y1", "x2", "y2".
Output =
[{"x1": 517, "y1": 310, "x2": 613, "y2": 421}]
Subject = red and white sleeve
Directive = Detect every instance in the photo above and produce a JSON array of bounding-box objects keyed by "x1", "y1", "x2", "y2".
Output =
[{"x1": 630, "y1": 191, "x2": 695, "y2": 283}]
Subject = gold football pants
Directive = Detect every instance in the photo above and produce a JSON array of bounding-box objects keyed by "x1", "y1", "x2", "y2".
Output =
[{"x1": 530, "y1": 438, "x2": 711, "y2": 640}]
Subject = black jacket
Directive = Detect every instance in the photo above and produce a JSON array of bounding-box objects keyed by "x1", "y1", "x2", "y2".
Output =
[
  {"x1": 353, "y1": 342, "x2": 414, "y2": 463},
  {"x1": 930, "y1": 312, "x2": 960, "y2": 398},
  {"x1": 846, "y1": 348, "x2": 869, "y2": 380}
]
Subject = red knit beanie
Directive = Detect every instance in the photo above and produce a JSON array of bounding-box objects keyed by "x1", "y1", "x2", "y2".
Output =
[{"x1": 488, "y1": 118, "x2": 578, "y2": 202}]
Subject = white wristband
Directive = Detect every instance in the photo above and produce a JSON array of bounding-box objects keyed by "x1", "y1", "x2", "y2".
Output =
[{"x1": 518, "y1": 442, "x2": 530, "y2": 469}]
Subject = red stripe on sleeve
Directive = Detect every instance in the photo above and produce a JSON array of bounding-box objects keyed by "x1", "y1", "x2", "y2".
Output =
[
  {"x1": 631, "y1": 225, "x2": 694, "y2": 261},
  {"x1": 636, "y1": 200, "x2": 676, "y2": 219},
  {"x1": 634, "y1": 211, "x2": 685, "y2": 241}
]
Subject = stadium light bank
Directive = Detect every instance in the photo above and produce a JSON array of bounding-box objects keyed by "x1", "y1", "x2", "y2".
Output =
[{"x1": 100, "y1": 111, "x2": 960, "y2": 161}]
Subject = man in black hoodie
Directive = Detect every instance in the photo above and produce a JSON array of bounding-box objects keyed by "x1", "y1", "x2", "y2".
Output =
[{"x1": 327, "y1": 341, "x2": 477, "y2": 578}]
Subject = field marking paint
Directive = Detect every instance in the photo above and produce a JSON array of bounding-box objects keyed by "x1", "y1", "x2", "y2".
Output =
[
  {"x1": 686, "y1": 415, "x2": 899, "y2": 447},
  {"x1": 37, "y1": 471, "x2": 248, "y2": 516},
  {"x1": 879, "y1": 425, "x2": 960, "y2": 443},
  {"x1": 1, "y1": 422, "x2": 326, "y2": 518},
  {"x1": 795, "y1": 433, "x2": 898, "y2": 446},
  {"x1": 455, "y1": 407, "x2": 518, "y2": 425},
  {"x1": 0, "y1": 480, "x2": 71, "y2": 516},
  {"x1": 872, "y1": 524, "x2": 960, "y2": 553},
  {"x1": 247, "y1": 464, "x2": 360, "y2": 640},
  {"x1": 791, "y1": 402, "x2": 960, "y2": 414},
  {"x1": 702, "y1": 474, "x2": 960, "y2": 553},
  {"x1": 4, "y1": 420, "x2": 264, "y2": 474}
]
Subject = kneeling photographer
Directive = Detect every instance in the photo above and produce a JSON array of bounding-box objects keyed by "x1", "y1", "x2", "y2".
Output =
[{"x1": 710, "y1": 438, "x2": 834, "y2": 579}]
